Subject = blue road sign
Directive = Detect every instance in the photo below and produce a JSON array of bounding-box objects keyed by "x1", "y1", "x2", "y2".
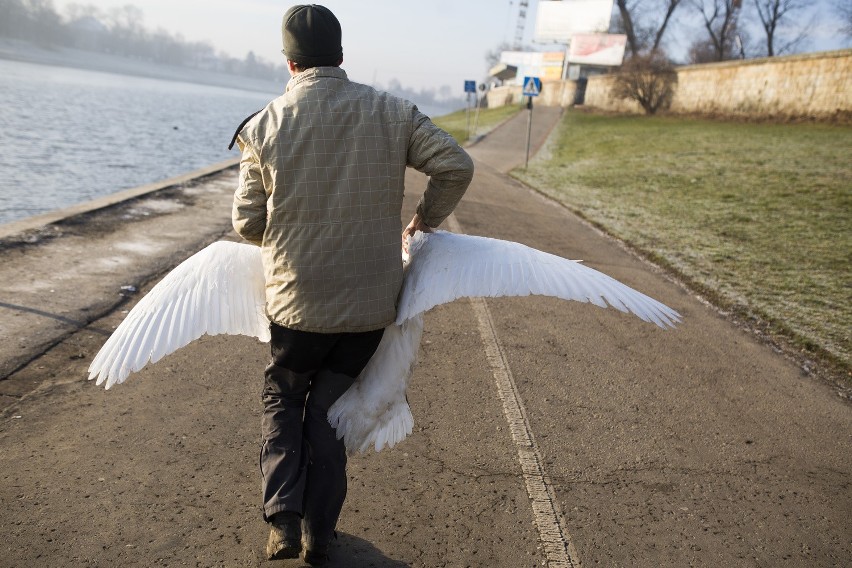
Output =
[
  {"x1": 522, "y1": 76, "x2": 542, "y2": 97},
  {"x1": 464, "y1": 80, "x2": 476, "y2": 93}
]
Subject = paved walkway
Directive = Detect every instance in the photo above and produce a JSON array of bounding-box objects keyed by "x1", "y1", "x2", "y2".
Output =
[{"x1": 0, "y1": 108, "x2": 849, "y2": 567}]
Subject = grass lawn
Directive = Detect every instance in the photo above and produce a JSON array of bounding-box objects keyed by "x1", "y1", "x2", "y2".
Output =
[
  {"x1": 433, "y1": 105, "x2": 522, "y2": 145},
  {"x1": 514, "y1": 110, "x2": 851, "y2": 380}
]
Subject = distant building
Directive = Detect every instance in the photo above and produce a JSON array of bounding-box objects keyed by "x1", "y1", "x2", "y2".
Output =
[{"x1": 492, "y1": 51, "x2": 566, "y2": 86}]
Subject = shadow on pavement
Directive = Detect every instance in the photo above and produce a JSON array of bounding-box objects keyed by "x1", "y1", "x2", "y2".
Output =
[
  {"x1": 274, "y1": 532, "x2": 410, "y2": 567},
  {"x1": 0, "y1": 300, "x2": 111, "y2": 334},
  {"x1": 330, "y1": 533, "x2": 410, "y2": 567}
]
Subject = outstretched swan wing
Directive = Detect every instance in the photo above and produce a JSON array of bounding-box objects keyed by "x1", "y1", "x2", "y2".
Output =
[
  {"x1": 332, "y1": 231, "x2": 682, "y2": 454},
  {"x1": 88, "y1": 241, "x2": 268, "y2": 389},
  {"x1": 397, "y1": 231, "x2": 680, "y2": 328},
  {"x1": 87, "y1": 231, "x2": 681, "y2": 455}
]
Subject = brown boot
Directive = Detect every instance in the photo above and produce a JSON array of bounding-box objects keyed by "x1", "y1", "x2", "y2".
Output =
[
  {"x1": 266, "y1": 512, "x2": 301, "y2": 560},
  {"x1": 301, "y1": 542, "x2": 329, "y2": 566}
]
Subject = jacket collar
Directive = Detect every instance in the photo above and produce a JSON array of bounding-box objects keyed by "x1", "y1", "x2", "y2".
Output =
[{"x1": 285, "y1": 66, "x2": 348, "y2": 92}]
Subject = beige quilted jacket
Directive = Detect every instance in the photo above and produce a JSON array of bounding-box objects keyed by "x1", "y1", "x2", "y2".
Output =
[{"x1": 233, "y1": 67, "x2": 473, "y2": 333}]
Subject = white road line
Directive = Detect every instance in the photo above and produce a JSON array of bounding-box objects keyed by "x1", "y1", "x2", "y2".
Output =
[{"x1": 445, "y1": 215, "x2": 581, "y2": 568}]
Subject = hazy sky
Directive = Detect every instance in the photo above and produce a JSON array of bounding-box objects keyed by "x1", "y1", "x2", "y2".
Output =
[
  {"x1": 51, "y1": 0, "x2": 848, "y2": 95},
  {"x1": 52, "y1": 0, "x2": 517, "y2": 93}
]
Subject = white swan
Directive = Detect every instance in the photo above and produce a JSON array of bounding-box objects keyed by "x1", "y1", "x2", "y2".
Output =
[{"x1": 88, "y1": 230, "x2": 680, "y2": 453}]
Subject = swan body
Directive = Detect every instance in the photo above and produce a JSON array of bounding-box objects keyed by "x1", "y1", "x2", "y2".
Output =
[{"x1": 88, "y1": 231, "x2": 680, "y2": 453}]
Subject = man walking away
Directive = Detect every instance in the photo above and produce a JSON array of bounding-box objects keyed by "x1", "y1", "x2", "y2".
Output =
[{"x1": 231, "y1": 4, "x2": 473, "y2": 565}]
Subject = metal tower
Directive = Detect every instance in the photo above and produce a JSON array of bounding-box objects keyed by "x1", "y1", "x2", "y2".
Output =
[{"x1": 513, "y1": 0, "x2": 530, "y2": 49}]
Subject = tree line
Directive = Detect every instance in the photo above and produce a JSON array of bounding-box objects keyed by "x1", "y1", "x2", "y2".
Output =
[
  {"x1": 614, "y1": 0, "x2": 850, "y2": 63},
  {"x1": 0, "y1": 0, "x2": 466, "y2": 109},
  {"x1": 604, "y1": 1, "x2": 850, "y2": 114},
  {"x1": 0, "y1": 0, "x2": 288, "y2": 82},
  {"x1": 488, "y1": 1, "x2": 851, "y2": 70}
]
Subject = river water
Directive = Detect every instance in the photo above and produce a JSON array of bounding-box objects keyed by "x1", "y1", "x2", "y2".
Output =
[
  {"x1": 0, "y1": 59, "x2": 458, "y2": 228},
  {"x1": 0, "y1": 58, "x2": 279, "y2": 227}
]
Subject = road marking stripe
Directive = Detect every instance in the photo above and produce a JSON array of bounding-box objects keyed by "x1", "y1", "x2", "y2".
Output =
[{"x1": 445, "y1": 215, "x2": 581, "y2": 568}]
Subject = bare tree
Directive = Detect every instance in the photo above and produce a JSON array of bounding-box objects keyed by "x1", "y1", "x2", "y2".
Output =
[
  {"x1": 691, "y1": 0, "x2": 744, "y2": 61},
  {"x1": 0, "y1": 0, "x2": 289, "y2": 82},
  {"x1": 613, "y1": 50, "x2": 678, "y2": 114},
  {"x1": 106, "y1": 4, "x2": 144, "y2": 37},
  {"x1": 0, "y1": 0, "x2": 28, "y2": 38},
  {"x1": 148, "y1": 28, "x2": 186, "y2": 66},
  {"x1": 614, "y1": 0, "x2": 684, "y2": 57},
  {"x1": 686, "y1": 31, "x2": 746, "y2": 63},
  {"x1": 836, "y1": 0, "x2": 852, "y2": 39},
  {"x1": 484, "y1": 41, "x2": 535, "y2": 70},
  {"x1": 64, "y1": 2, "x2": 102, "y2": 22},
  {"x1": 103, "y1": 4, "x2": 146, "y2": 56},
  {"x1": 23, "y1": 0, "x2": 66, "y2": 46},
  {"x1": 752, "y1": 0, "x2": 810, "y2": 56},
  {"x1": 485, "y1": 42, "x2": 511, "y2": 69}
]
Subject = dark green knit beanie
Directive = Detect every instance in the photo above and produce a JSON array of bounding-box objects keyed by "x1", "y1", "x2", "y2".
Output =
[{"x1": 281, "y1": 4, "x2": 343, "y2": 67}]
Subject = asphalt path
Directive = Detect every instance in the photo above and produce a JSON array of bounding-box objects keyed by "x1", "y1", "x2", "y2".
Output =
[{"x1": 1, "y1": 107, "x2": 849, "y2": 567}]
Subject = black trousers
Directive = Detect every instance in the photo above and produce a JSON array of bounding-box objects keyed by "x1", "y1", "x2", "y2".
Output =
[{"x1": 260, "y1": 322, "x2": 384, "y2": 546}]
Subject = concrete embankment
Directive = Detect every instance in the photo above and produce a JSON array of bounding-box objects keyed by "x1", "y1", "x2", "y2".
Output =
[{"x1": 0, "y1": 159, "x2": 239, "y2": 387}]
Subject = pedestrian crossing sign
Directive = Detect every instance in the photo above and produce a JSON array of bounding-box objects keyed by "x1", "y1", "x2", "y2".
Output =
[{"x1": 522, "y1": 76, "x2": 541, "y2": 97}]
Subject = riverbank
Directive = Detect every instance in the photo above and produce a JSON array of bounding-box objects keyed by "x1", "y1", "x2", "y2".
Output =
[
  {"x1": 0, "y1": 56, "x2": 272, "y2": 227},
  {"x1": 0, "y1": 38, "x2": 284, "y2": 96},
  {"x1": 0, "y1": 39, "x2": 463, "y2": 118},
  {"x1": 0, "y1": 160, "x2": 239, "y2": 383}
]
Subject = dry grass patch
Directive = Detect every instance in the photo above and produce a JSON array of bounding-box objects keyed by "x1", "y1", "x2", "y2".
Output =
[
  {"x1": 515, "y1": 111, "x2": 851, "y2": 382},
  {"x1": 434, "y1": 105, "x2": 522, "y2": 145}
]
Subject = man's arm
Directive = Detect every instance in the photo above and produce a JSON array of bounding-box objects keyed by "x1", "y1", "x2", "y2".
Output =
[
  {"x1": 232, "y1": 137, "x2": 267, "y2": 247},
  {"x1": 402, "y1": 212, "x2": 432, "y2": 240},
  {"x1": 406, "y1": 110, "x2": 474, "y2": 231}
]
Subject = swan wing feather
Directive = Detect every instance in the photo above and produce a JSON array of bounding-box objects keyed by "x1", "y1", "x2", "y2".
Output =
[
  {"x1": 88, "y1": 241, "x2": 268, "y2": 389},
  {"x1": 397, "y1": 231, "x2": 680, "y2": 329},
  {"x1": 328, "y1": 315, "x2": 423, "y2": 454}
]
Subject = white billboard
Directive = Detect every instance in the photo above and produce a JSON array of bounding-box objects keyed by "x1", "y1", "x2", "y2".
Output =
[
  {"x1": 567, "y1": 33, "x2": 627, "y2": 66},
  {"x1": 499, "y1": 51, "x2": 566, "y2": 84},
  {"x1": 534, "y1": 0, "x2": 614, "y2": 44}
]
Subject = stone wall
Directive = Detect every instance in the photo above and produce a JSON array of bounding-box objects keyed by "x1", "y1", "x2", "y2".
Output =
[
  {"x1": 585, "y1": 49, "x2": 851, "y2": 120},
  {"x1": 583, "y1": 74, "x2": 640, "y2": 113},
  {"x1": 670, "y1": 50, "x2": 850, "y2": 118},
  {"x1": 488, "y1": 50, "x2": 851, "y2": 120},
  {"x1": 486, "y1": 85, "x2": 520, "y2": 108},
  {"x1": 486, "y1": 80, "x2": 577, "y2": 109}
]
